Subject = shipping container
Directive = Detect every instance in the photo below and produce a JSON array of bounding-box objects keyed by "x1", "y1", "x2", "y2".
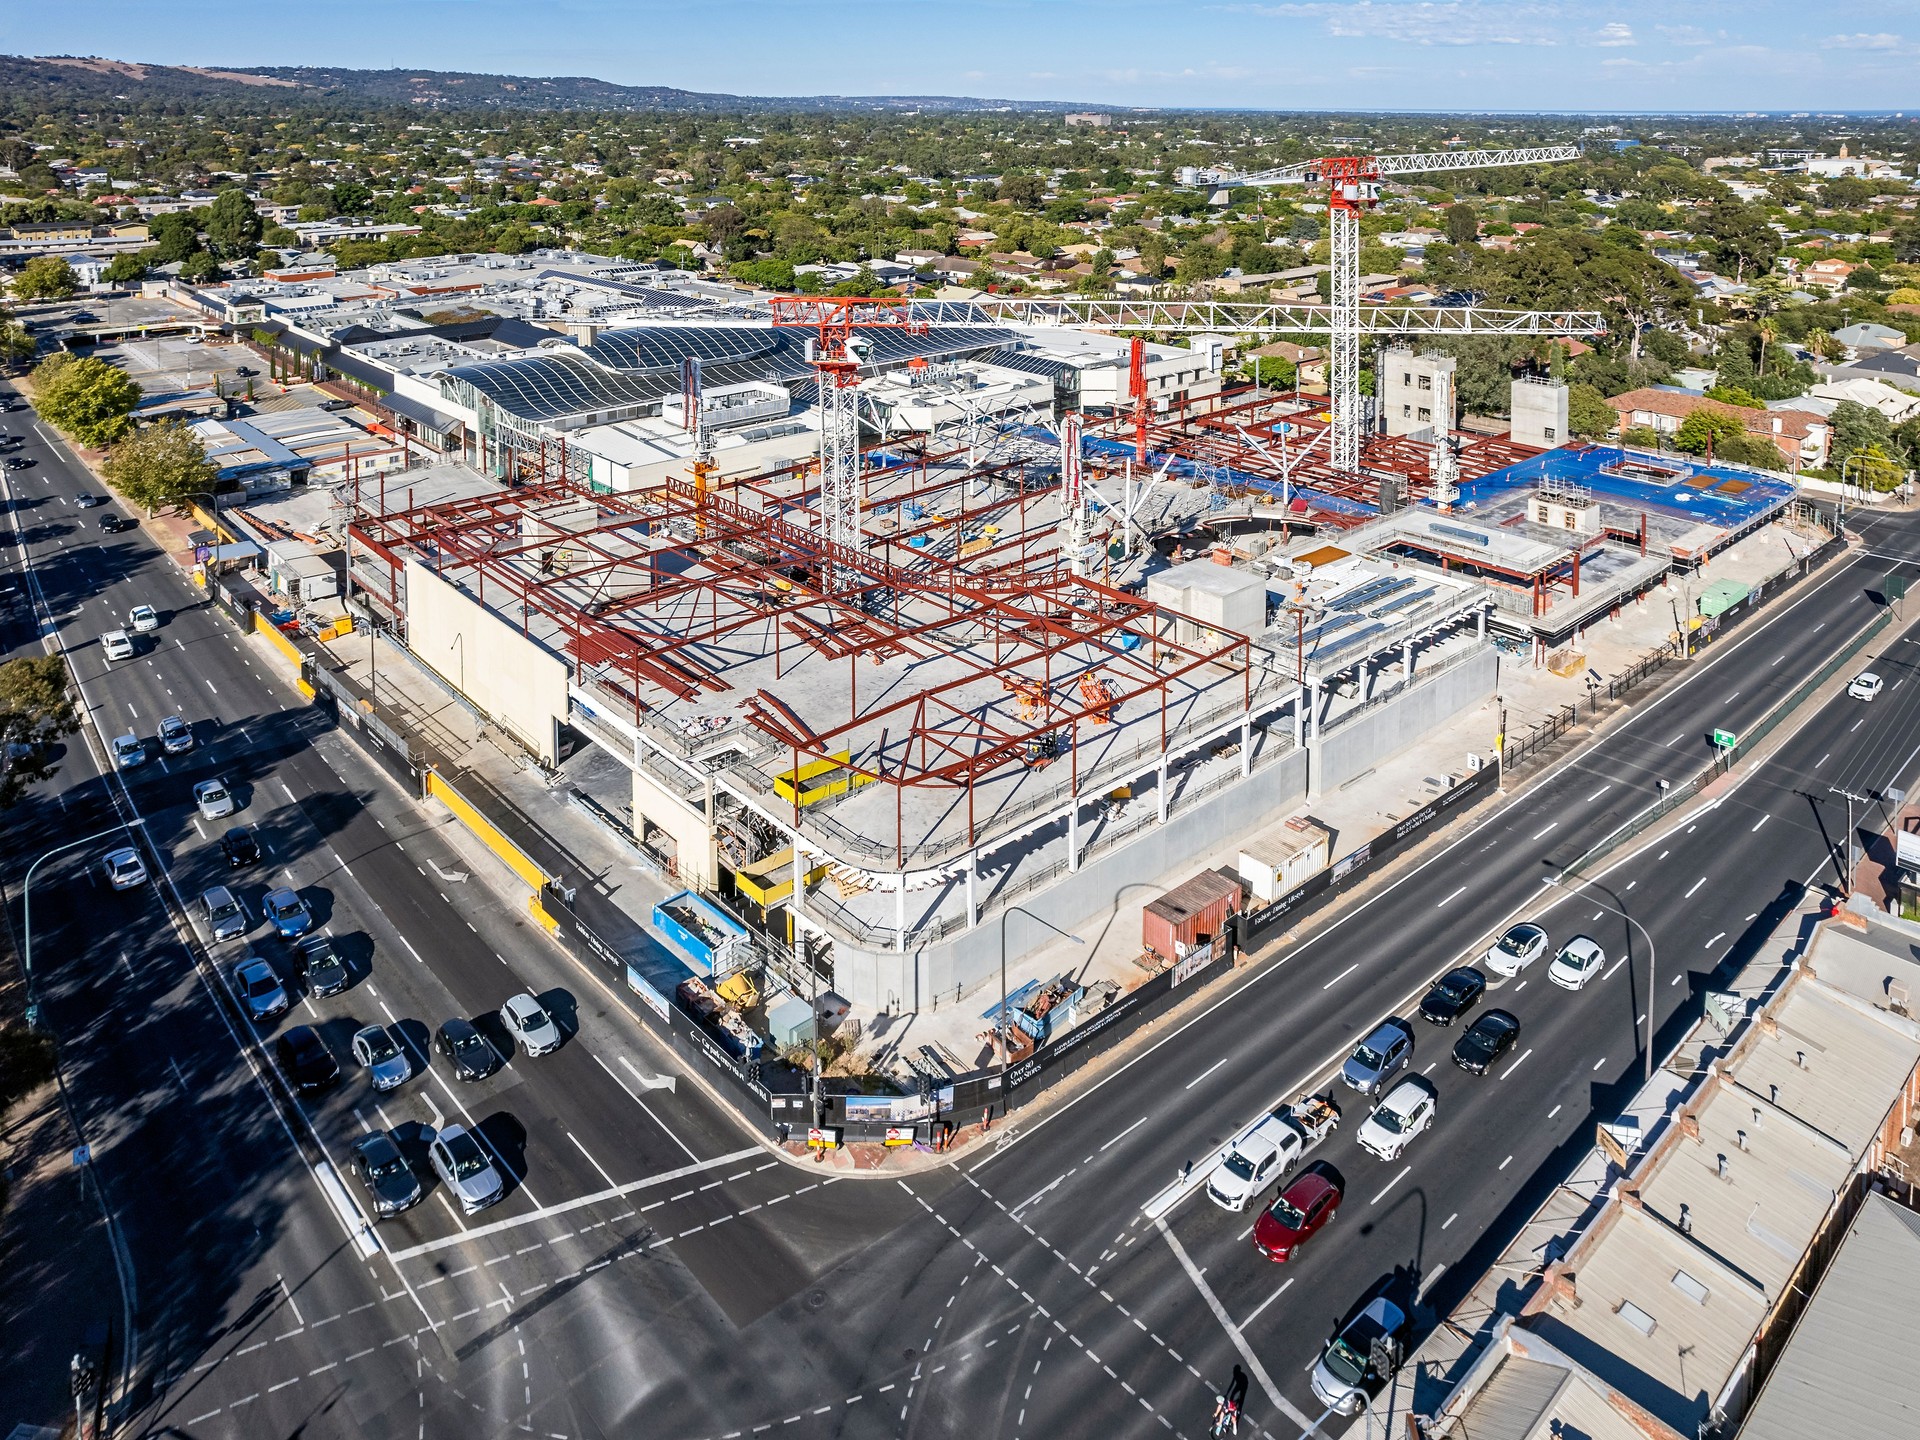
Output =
[{"x1": 1143, "y1": 869, "x2": 1242, "y2": 963}]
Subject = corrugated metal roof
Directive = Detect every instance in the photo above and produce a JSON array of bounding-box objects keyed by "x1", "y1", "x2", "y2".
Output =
[
  {"x1": 1450, "y1": 1355, "x2": 1570, "y2": 1440},
  {"x1": 1737, "y1": 1191, "x2": 1920, "y2": 1440}
]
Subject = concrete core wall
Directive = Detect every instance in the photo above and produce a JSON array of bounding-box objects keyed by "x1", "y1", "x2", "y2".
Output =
[
  {"x1": 1381, "y1": 350, "x2": 1456, "y2": 439},
  {"x1": 403, "y1": 559, "x2": 568, "y2": 764},
  {"x1": 1511, "y1": 378, "x2": 1570, "y2": 449},
  {"x1": 1313, "y1": 643, "x2": 1498, "y2": 795}
]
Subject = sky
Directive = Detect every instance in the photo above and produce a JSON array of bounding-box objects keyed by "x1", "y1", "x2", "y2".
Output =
[{"x1": 6, "y1": 1, "x2": 1920, "y2": 112}]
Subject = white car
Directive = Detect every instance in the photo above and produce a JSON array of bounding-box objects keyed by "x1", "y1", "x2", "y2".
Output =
[
  {"x1": 430, "y1": 1124, "x2": 505, "y2": 1214},
  {"x1": 101, "y1": 629, "x2": 134, "y2": 661},
  {"x1": 1849, "y1": 672, "x2": 1883, "y2": 702},
  {"x1": 103, "y1": 846, "x2": 147, "y2": 890},
  {"x1": 193, "y1": 777, "x2": 236, "y2": 820},
  {"x1": 1548, "y1": 934, "x2": 1607, "y2": 991},
  {"x1": 499, "y1": 992, "x2": 562, "y2": 1057},
  {"x1": 1206, "y1": 1114, "x2": 1302, "y2": 1211},
  {"x1": 128, "y1": 604, "x2": 160, "y2": 633},
  {"x1": 1484, "y1": 922, "x2": 1548, "y2": 977},
  {"x1": 1356, "y1": 1079, "x2": 1436, "y2": 1162},
  {"x1": 110, "y1": 732, "x2": 145, "y2": 769}
]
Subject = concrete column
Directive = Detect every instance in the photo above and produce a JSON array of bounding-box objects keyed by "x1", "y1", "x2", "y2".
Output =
[
  {"x1": 1240, "y1": 712, "x2": 1252, "y2": 777},
  {"x1": 1067, "y1": 797, "x2": 1081, "y2": 873},
  {"x1": 1402, "y1": 638, "x2": 1413, "y2": 683},
  {"x1": 1156, "y1": 752, "x2": 1169, "y2": 823},
  {"x1": 966, "y1": 854, "x2": 978, "y2": 930},
  {"x1": 896, "y1": 874, "x2": 907, "y2": 954},
  {"x1": 1293, "y1": 684, "x2": 1307, "y2": 744},
  {"x1": 1476, "y1": 605, "x2": 1487, "y2": 640},
  {"x1": 1308, "y1": 679, "x2": 1321, "y2": 741}
]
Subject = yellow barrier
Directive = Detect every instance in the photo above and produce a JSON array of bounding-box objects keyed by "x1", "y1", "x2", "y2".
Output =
[
  {"x1": 253, "y1": 612, "x2": 305, "y2": 672},
  {"x1": 425, "y1": 769, "x2": 551, "y2": 893}
]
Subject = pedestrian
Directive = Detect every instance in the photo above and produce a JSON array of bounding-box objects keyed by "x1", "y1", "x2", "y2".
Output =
[{"x1": 1183, "y1": 1159, "x2": 1193, "y2": 1181}]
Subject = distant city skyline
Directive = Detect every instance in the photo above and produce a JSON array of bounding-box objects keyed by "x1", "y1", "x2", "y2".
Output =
[{"x1": 5, "y1": 1, "x2": 1919, "y2": 113}]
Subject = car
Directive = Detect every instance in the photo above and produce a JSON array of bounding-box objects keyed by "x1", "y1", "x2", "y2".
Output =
[
  {"x1": 200, "y1": 884, "x2": 248, "y2": 941},
  {"x1": 233, "y1": 957, "x2": 288, "y2": 1022},
  {"x1": 101, "y1": 629, "x2": 134, "y2": 661},
  {"x1": 1208, "y1": 1114, "x2": 1306, "y2": 1211},
  {"x1": 499, "y1": 992, "x2": 561, "y2": 1057},
  {"x1": 4, "y1": 456, "x2": 34, "y2": 470},
  {"x1": 1309, "y1": 1294, "x2": 1411, "y2": 1415},
  {"x1": 1418, "y1": 966, "x2": 1486, "y2": 1026},
  {"x1": 1849, "y1": 672, "x2": 1883, "y2": 702},
  {"x1": 157, "y1": 714, "x2": 193, "y2": 754},
  {"x1": 1340, "y1": 1021, "x2": 1413, "y2": 1095},
  {"x1": 275, "y1": 1025, "x2": 340, "y2": 1094},
  {"x1": 430, "y1": 1124, "x2": 504, "y2": 1213},
  {"x1": 102, "y1": 846, "x2": 147, "y2": 890},
  {"x1": 1547, "y1": 934, "x2": 1607, "y2": 991},
  {"x1": 1484, "y1": 922, "x2": 1548, "y2": 977},
  {"x1": 99, "y1": 514, "x2": 133, "y2": 534},
  {"x1": 352, "y1": 1024, "x2": 412, "y2": 1090},
  {"x1": 296, "y1": 934, "x2": 349, "y2": 997},
  {"x1": 128, "y1": 604, "x2": 160, "y2": 633},
  {"x1": 1356, "y1": 1079, "x2": 1437, "y2": 1162},
  {"x1": 183, "y1": 335, "x2": 203, "y2": 345},
  {"x1": 1252, "y1": 1169, "x2": 1342, "y2": 1263},
  {"x1": 110, "y1": 732, "x2": 145, "y2": 769},
  {"x1": 235, "y1": 365, "x2": 257, "y2": 376},
  {"x1": 74, "y1": 494, "x2": 105, "y2": 509},
  {"x1": 348, "y1": 1130, "x2": 422, "y2": 1216},
  {"x1": 435, "y1": 1018, "x2": 501, "y2": 1081},
  {"x1": 219, "y1": 826, "x2": 260, "y2": 868},
  {"x1": 261, "y1": 885, "x2": 314, "y2": 938},
  {"x1": 1453, "y1": 1009, "x2": 1521, "y2": 1075},
  {"x1": 193, "y1": 777, "x2": 236, "y2": 820}
]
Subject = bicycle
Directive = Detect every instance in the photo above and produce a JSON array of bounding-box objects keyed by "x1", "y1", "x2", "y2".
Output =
[{"x1": 1210, "y1": 1397, "x2": 1240, "y2": 1437}]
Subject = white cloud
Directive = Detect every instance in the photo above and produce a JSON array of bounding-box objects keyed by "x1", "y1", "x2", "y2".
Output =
[
  {"x1": 1823, "y1": 32, "x2": 1905, "y2": 50},
  {"x1": 1591, "y1": 21, "x2": 1634, "y2": 46},
  {"x1": 1216, "y1": 0, "x2": 1563, "y2": 47}
]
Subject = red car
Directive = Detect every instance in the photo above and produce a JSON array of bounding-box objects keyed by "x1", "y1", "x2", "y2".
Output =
[{"x1": 1252, "y1": 1170, "x2": 1341, "y2": 1262}]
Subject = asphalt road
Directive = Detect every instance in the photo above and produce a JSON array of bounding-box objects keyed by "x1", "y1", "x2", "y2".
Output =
[{"x1": 7, "y1": 373, "x2": 1920, "y2": 1440}]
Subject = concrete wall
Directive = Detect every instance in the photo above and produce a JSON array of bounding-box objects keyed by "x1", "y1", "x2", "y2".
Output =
[
  {"x1": 1511, "y1": 378, "x2": 1570, "y2": 449},
  {"x1": 633, "y1": 764, "x2": 717, "y2": 891},
  {"x1": 1312, "y1": 643, "x2": 1498, "y2": 796},
  {"x1": 829, "y1": 745, "x2": 1310, "y2": 1012},
  {"x1": 403, "y1": 559, "x2": 569, "y2": 764},
  {"x1": 1381, "y1": 350, "x2": 1455, "y2": 439}
]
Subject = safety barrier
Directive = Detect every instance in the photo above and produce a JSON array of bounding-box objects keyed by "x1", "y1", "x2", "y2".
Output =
[
  {"x1": 253, "y1": 611, "x2": 305, "y2": 672},
  {"x1": 424, "y1": 768, "x2": 553, "y2": 896}
]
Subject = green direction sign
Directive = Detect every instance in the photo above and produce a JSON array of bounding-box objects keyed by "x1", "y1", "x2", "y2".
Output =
[
  {"x1": 1888, "y1": 571, "x2": 1909, "y2": 602},
  {"x1": 1713, "y1": 728, "x2": 1737, "y2": 749}
]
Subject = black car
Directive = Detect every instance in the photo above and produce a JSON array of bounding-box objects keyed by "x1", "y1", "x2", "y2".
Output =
[
  {"x1": 236, "y1": 365, "x2": 257, "y2": 376},
  {"x1": 1418, "y1": 966, "x2": 1486, "y2": 1027},
  {"x1": 4, "y1": 457, "x2": 33, "y2": 470},
  {"x1": 435, "y1": 1018, "x2": 501, "y2": 1081},
  {"x1": 219, "y1": 826, "x2": 260, "y2": 867},
  {"x1": 296, "y1": 935, "x2": 350, "y2": 997},
  {"x1": 276, "y1": 1025, "x2": 341, "y2": 1094},
  {"x1": 1452, "y1": 1009, "x2": 1521, "y2": 1075},
  {"x1": 348, "y1": 1130, "x2": 422, "y2": 1217},
  {"x1": 100, "y1": 513, "x2": 134, "y2": 533}
]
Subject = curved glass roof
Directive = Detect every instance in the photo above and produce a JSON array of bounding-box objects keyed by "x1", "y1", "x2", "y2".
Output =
[
  {"x1": 444, "y1": 350, "x2": 670, "y2": 424},
  {"x1": 586, "y1": 326, "x2": 784, "y2": 374}
]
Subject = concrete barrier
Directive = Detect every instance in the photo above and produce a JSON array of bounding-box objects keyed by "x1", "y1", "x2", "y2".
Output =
[
  {"x1": 424, "y1": 768, "x2": 552, "y2": 894},
  {"x1": 253, "y1": 611, "x2": 305, "y2": 672}
]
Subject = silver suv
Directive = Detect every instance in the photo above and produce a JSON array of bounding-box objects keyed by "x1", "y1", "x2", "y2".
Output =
[
  {"x1": 1339, "y1": 1020, "x2": 1413, "y2": 1095},
  {"x1": 201, "y1": 885, "x2": 248, "y2": 941},
  {"x1": 430, "y1": 1124, "x2": 504, "y2": 1213}
]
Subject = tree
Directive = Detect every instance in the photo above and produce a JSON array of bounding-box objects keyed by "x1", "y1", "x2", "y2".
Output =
[
  {"x1": 102, "y1": 421, "x2": 219, "y2": 514},
  {"x1": 31, "y1": 354, "x2": 142, "y2": 448},
  {"x1": 100, "y1": 252, "x2": 148, "y2": 289},
  {"x1": 1704, "y1": 384, "x2": 1765, "y2": 409},
  {"x1": 1830, "y1": 398, "x2": 1895, "y2": 469},
  {"x1": 1567, "y1": 382, "x2": 1619, "y2": 440},
  {"x1": 1716, "y1": 431, "x2": 1787, "y2": 471},
  {"x1": 0, "y1": 321, "x2": 32, "y2": 369},
  {"x1": 998, "y1": 173, "x2": 1045, "y2": 209},
  {"x1": 1673, "y1": 407, "x2": 1746, "y2": 457},
  {"x1": 148, "y1": 212, "x2": 203, "y2": 264},
  {"x1": 1842, "y1": 441, "x2": 1904, "y2": 491},
  {"x1": 11, "y1": 256, "x2": 77, "y2": 302},
  {"x1": 1443, "y1": 203, "x2": 1478, "y2": 246},
  {"x1": 1698, "y1": 201, "x2": 1779, "y2": 283},
  {"x1": 203, "y1": 187, "x2": 263, "y2": 257},
  {"x1": 0, "y1": 654, "x2": 78, "y2": 810},
  {"x1": 329, "y1": 179, "x2": 374, "y2": 215},
  {"x1": 178, "y1": 250, "x2": 224, "y2": 285}
]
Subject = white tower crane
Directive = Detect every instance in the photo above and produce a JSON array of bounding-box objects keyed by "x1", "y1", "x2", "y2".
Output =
[{"x1": 1178, "y1": 144, "x2": 1581, "y2": 476}]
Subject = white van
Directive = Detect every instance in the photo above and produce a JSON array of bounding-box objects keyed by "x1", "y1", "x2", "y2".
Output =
[{"x1": 102, "y1": 629, "x2": 134, "y2": 661}]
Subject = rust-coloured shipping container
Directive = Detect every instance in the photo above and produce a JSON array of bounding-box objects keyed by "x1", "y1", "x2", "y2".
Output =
[{"x1": 1143, "y1": 869, "x2": 1243, "y2": 964}]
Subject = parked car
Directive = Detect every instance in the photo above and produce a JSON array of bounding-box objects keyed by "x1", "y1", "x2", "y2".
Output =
[
  {"x1": 110, "y1": 732, "x2": 145, "y2": 769},
  {"x1": 193, "y1": 777, "x2": 236, "y2": 820},
  {"x1": 430, "y1": 1124, "x2": 504, "y2": 1213},
  {"x1": 1340, "y1": 1021, "x2": 1413, "y2": 1095},
  {"x1": 1418, "y1": 967, "x2": 1486, "y2": 1026},
  {"x1": 1849, "y1": 672, "x2": 1883, "y2": 702},
  {"x1": 219, "y1": 826, "x2": 260, "y2": 868},
  {"x1": 201, "y1": 885, "x2": 249, "y2": 942},
  {"x1": 1310, "y1": 1294, "x2": 1411, "y2": 1415},
  {"x1": 1356, "y1": 1079, "x2": 1437, "y2": 1162},
  {"x1": 261, "y1": 885, "x2": 314, "y2": 938},
  {"x1": 1547, "y1": 935, "x2": 1607, "y2": 991},
  {"x1": 348, "y1": 1130, "x2": 422, "y2": 1216},
  {"x1": 276, "y1": 1025, "x2": 340, "y2": 1094},
  {"x1": 1252, "y1": 1169, "x2": 1342, "y2": 1263},
  {"x1": 1483, "y1": 922, "x2": 1548, "y2": 977},
  {"x1": 499, "y1": 993, "x2": 561, "y2": 1057},
  {"x1": 435, "y1": 1018, "x2": 501, "y2": 1081},
  {"x1": 102, "y1": 846, "x2": 147, "y2": 890},
  {"x1": 157, "y1": 714, "x2": 193, "y2": 754},
  {"x1": 128, "y1": 604, "x2": 160, "y2": 633},
  {"x1": 296, "y1": 934, "x2": 349, "y2": 997},
  {"x1": 1452, "y1": 1009, "x2": 1521, "y2": 1075},
  {"x1": 352, "y1": 1024, "x2": 412, "y2": 1091},
  {"x1": 233, "y1": 957, "x2": 288, "y2": 1022}
]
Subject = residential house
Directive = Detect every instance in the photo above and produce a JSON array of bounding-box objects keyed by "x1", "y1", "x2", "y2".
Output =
[
  {"x1": 1800, "y1": 259, "x2": 1855, "y2": 292},
  {"x1": 1831, "y1": 322, "x2": 1906, "y2": 355},
  {"x1": 1605, "y1": 387, "x2": 1828, "y2": 467},
  {"x1": 1810, "y1": 375, "x2": 1920, "y2": 423}
]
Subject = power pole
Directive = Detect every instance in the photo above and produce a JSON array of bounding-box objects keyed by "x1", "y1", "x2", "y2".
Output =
[{"x1": 1830, "y1": 786, "x2": 1872, "y2": 896}]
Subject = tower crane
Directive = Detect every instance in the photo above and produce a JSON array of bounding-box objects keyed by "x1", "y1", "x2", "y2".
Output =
[{"x1": 1177, "y1": 144, "x2": 1581, "y2": 475}]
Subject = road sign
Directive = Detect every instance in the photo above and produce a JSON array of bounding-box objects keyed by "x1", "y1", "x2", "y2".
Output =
[
  {"x1": 71, "y1": 1145, "x2": 90, "y2": 1167},
  {"x1": 1712, "y1": 728, "x2": 1736, "y2": 749}
]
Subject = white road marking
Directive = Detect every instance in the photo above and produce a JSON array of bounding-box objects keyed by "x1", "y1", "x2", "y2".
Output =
[
  {"x1": 1184, "y1": 1055, "x2": 1232, "y2": 1091},
  {"x1": 1370, "y1": 1166, "x2": 1411, "y2": 1205},
  {"x1": 1502, "y1": 1048, "x2": 1532, "y2": 1080},
  {"x1": 1751, "y1": 815, "x2": 1769, "y2": 832},
  {"x1": 1437, "y1": 885, "x2": 1466, "y2": 908},
  {"x1": 1705, "y1": 931, "x2": 1726, "y2": 949},
  {"x1": 1099, "y1": 1115, "x2": 1150, "y2": 1153},
  {"x1": 1585, "y1": 784, "x2": 1612, "y2": 802},
  {"x1": 1154, "y1": 1219, "x2": 1307, "y2": 1427},
  {"x1": 1321, "y1": 963, "x2": 1358, "y2": 990},
  {"x1": 1532, "y1": 822, "x2": 1557, "y2": 841},
  {"x1": 1684, "y1": 876, "x2": 1706, "y2": 898},
  {"x1": 1240, "y1": 1275, "x2": 1294, "y2": 1328}
]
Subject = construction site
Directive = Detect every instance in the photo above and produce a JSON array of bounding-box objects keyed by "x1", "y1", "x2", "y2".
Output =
[{"x1": 208, "y1": 144, "x2": 1804, "y2": 1062}]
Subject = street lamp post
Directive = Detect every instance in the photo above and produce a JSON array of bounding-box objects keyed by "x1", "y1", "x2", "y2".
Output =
[
  {"x1": 997, "y1": 905, "x2": 1084, "y2": 1122},
  {"x1": 21, "y1": 824, "x2": 136, "y2": 1027},
  {"x1": 1548, "y1": 872, "x2": 1658, "y2": 1082}
]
